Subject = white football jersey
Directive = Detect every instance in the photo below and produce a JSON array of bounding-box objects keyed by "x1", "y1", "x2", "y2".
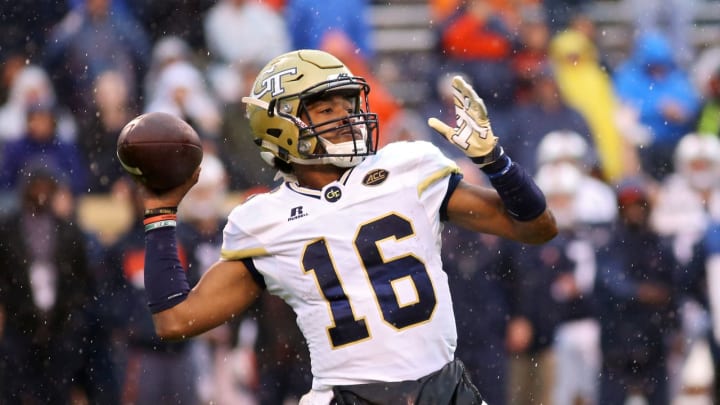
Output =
[{"x1": 222, "y1": 141, "x2": 461, "y2": 389}]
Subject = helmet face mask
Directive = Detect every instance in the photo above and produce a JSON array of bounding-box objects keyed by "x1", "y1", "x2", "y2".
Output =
[{"x1": 243, "y1": 50, "x2": 379, "y2": 170}]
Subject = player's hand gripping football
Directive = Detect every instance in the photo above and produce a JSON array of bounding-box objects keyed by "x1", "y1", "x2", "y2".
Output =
[
  {"x1": 141, "y1": 166, "x2": 201, "y2": 211},
  {"x1": 428, "y1": 76, "x2": 503, "y2": 167}
]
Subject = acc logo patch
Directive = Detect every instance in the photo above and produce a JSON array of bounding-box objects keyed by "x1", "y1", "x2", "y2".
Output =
[{"x1": 362, "y1": 169, "x2": 389, "y2": 186}]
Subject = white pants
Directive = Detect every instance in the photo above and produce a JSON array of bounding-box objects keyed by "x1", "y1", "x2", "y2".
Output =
[{"x1": 553, "y1": 318, "x2": 601, "y2": 405}]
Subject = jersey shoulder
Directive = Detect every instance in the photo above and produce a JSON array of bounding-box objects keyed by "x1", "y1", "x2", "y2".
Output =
[
  {"x1": 222, "y1": 186, "x2": 288, "y2": 259},
  {"x1": 372, "y1": 140, "x2": 459, "y2": 175}
]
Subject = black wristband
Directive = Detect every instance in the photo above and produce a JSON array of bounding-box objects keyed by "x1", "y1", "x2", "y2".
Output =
[
  {"x1": 472, "y1": 145, "x2": 505, "y2": 168},
  {"x1": 144, "y1": 206, "x2": 178, "y2": 218},
  {"x1": 485, "y1": 159, "x2": 547, "y2": 221},
  {"x1": 481, "y1": 154, "x2": 512, "y2": 178}
]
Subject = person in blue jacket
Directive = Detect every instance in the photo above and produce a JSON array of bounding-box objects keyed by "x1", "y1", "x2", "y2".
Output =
[{"x1": 613, "y1": 31, "x2": 701, "y2": 180}]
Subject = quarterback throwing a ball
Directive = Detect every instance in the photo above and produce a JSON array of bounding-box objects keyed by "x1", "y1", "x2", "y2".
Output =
[{"x1": 139, "y1": 49, "x2": 557, "y2": 404}]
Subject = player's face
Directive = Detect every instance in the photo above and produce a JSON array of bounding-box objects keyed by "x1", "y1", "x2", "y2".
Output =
[{"x1": 301, "y1": 93, "x2": 362, "y2": 144}]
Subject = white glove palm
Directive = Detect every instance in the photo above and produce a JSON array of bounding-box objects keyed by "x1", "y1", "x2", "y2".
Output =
[{"x1": 428, "y1": 76, "x2": 501, "y2": 166}]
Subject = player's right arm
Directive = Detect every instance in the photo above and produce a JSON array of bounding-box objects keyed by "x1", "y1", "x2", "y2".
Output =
[
  {"x1": 138, "y1": 168, "x2": 262, "y2": 340},
  {"x1": 151, "y1": 259, "x2": 262, "y2": 340}
]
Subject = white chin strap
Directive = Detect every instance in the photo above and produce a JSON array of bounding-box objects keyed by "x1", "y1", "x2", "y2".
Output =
[{"x1": 317, "y1": 135, "x2": 368, "y2": 168}]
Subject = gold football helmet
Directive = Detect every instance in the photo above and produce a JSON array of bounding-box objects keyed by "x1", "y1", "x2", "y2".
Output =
[{"x1": 242, "y1": 49, "x2": 378, "y2": 168}]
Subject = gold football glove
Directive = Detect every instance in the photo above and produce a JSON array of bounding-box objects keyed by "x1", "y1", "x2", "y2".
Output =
[{"x1": 428, "y1": 76, "x2": 502, "y2": 167}]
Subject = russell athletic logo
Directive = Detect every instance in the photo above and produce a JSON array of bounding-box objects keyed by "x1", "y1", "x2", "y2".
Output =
[{"x1": 288, "y1": 206, "x2": 308, "y2": 221}]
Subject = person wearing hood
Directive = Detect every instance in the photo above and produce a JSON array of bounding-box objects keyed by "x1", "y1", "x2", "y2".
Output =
[
  {"x1": 549, "y1": 29, "x2": 630, "y2": 184},
  {"x1": 613, "y1": 31, "x2": 701, "y2": 181}
]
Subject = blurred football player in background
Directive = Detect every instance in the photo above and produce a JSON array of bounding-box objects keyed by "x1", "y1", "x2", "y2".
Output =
[
  {"x1": 135, "y1": 49, "x2": 557, "y2": 404},
  {"x1": 595, "y1": 178, "x2": 679, "y2": 405}
]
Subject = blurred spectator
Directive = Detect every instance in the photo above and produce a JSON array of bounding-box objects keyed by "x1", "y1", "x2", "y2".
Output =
[
  {"x1": 0, "y1": 168, "x2": 95, "y2": 403},
  {"x1": 542, "y1": 0, "x2": 592, "y2": 34},
  {"x1": 534, "y1": 162, "x2": 602, "y2": 405},
  {"x1": 79, "y1": 70, "x2": 139, "y2": 193},
  {"x1": 625, "y1": 0, "x2": 698, "y2": 68},
  {"x1": 650, "y1": 133, "x2": 720, "y2": 265},
  {"x1": 504, "y1": 66, "x2": 594, "y2": 174},
  {"x1": 382, "y1": 108, "x2": 434, "y2": 145},
  {"x1": 0, "y1": 103, "x2": 88, "y2": 200},
  {"x1": 567, "y1": 9, "x2": 614, "y2": 74},
  {"x1": 320, "y1": 30, "x2": 403, "y2": 147},
  {"x1": 429, "y1": 0, "x2": 464, "y2": 23},
  {"x1": 105, "y1": 179, "x2": 200, "y2": 405},
  {"x1": 704, "y1": 221, "x2": 720, "y2": 402},
  {"x1": 42, "y1": 0, "x2": 152, "y2": 115},
  {"x1": 0, "y1": 2, "x2": 67, "y2": 60},
  {"x1": 176, "y1": 154, "x2": 260, "y2": 404},
  {"x1": 502, "y1": 236, "x2": 564, "y2": 405},
  {"x1": 595, "y1": 178, "x2": 679, "y2": 405},
  {"x1": 435, "y1": 0, "x2": 516, "y2": 112},
  {"x1": 129, "y1": 0, "x2": 215, "y2": 50},
  {"x1": 534, "y1": 130, "x2": 618, "y2": 405},
  {"x1": 51, "y1": 177, "x2": 123, "y2": 404},
  {"x1": 444, "y1": 225, "x2": 509, "y2": 405},
  {"x1": 536, "y1": 130, "x2": 618, "y2": 226},
  {"x1": 613, "y1": 31, "x2": 702, "y2": 181},
  {"x1": 691, "y1": 45, "x2": 720, "y2": 104},
  {"x1": 216, "y1": 61, "x2": 281, "y2": 191},
  {"x1": 204, "y1": 0, "x2": 289, "y2": 67},
  {"x1": 650, "y1": 133, "x2": 720, "y2": 401},
  {"x1": 0, "y1": 52, "x2": 27, "y2": 104},
  {"x1": 549, "y1": 28, "x2": 631, "y2": 183},
  {"x1": 144, "y1": 61, "x2": 222, "y2": 142},
  {"x1": 503, "y1": 168, "x2": 578, "y2": 405},
  {"x1": 0, "y1": 64, "x2": 77, "y2": 144},
  {"x1": 697, "y1": 66, "x2": 720, "y2": 136},
  {"x1": 285, "y1": 0, "x2": 374, "y2": 60},
  {"x1": 511, "y1": 4, "x2": 551, "y2": 104},
  {"x1": 254, "y1": 293, "x2": 312, "y2": 405},
  {"x1": 144, "y1": 36, "x2": 195, "y2": 105},
  {"x1": 204, "y1": 0, "x2": 290, "y2": 105}
]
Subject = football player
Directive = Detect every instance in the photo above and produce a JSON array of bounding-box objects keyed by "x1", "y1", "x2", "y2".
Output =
[{"x1": 139, "y1": 49, "x2": 557, "y2": 404}]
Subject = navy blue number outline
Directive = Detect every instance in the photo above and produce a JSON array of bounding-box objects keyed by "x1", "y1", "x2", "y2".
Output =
[{"x1": 302, "y1": 213, "x2": 437, "y2": 348}]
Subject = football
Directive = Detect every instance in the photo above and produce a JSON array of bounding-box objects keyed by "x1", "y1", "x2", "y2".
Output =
[{"x1": 117, "y1": 112, "x2": 203, "y2": 192}]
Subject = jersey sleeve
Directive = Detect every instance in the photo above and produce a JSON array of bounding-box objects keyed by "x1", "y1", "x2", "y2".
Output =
[
  {"x1": 220, "y1": 202, "x2": 272, "y2": 288},
  {"x1": 381, "y1": 140, "x2": 461, "y2": 195},
  {"x1": 381, "y1": 140, "x2": 463, "y2": 225},
  {"x1": 220, "y1": 200, "x2": 271, "y2": 261}
]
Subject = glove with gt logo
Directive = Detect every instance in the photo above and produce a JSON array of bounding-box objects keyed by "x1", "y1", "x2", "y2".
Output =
[{"x1": 428, "y1": 75, "x2": 503, "y2": 167}]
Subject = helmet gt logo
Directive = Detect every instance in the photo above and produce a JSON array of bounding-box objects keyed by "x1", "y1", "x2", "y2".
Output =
[{"x1": 252, "y1": 67, "x2": 298, "y2": 99}]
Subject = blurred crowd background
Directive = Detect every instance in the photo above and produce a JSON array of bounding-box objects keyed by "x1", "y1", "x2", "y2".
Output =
[{"x1": 2, "y1": 0, "x2": 720, "y2": 404}]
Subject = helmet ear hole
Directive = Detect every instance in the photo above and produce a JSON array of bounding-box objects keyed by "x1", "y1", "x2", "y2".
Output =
[{"x1": 298, "y1": 139, "x2": 312, "y2": 154}]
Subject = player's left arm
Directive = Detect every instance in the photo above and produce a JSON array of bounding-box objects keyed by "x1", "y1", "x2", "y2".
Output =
[
  {"x1": 446, "y1": 180, "x2": 556, "y2": 244},
  {"x1": 429, "y1": 75, "x2": 557, "y2": 244}
]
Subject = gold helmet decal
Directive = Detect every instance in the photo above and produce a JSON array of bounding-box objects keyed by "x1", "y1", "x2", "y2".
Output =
[{"x1": 242, "y1": 50, "x2": 378, "y2": 168}]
